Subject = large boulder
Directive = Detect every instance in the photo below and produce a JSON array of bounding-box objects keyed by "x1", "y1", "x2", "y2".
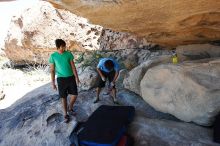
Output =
[
  {"x1": 50, "y1": 0, "x2": 220, "y2": 47},
  {"x1": 140, "y1": 58, "x2": 220, "y2": 126},
  {"x1": 78, "y1": 66, "x2": 98, "y2": 91},
  {"x1": 123, "y1": 55, "x2": 171, "y2": 95},
  {"x1": 5, "y1": 1, "x2": 101, "y2": 65},
  {"x1": 4, "y1": 1, "x2": 149, "y2": 65}
]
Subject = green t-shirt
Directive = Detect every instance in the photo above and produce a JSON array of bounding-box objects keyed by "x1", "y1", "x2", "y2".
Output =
[{"x1": 49, "y1": 51, "x2": 74, "y2": 77}]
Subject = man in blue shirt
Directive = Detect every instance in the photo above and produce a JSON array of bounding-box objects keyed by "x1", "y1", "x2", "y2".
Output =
[{"x1": 94, "y1": 58, "x2": 120, "y2": 104}]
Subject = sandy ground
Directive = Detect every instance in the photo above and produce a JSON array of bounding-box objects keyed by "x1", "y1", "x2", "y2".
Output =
[{"x1": 0, "y1": 56, "x2": 51, "y2": 109}]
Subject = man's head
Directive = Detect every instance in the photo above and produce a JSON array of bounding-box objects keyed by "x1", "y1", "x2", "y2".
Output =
[
  {"x1": 55, "y1": 39, "x2": 66, "y2": 49},
  {"x1": 104, "y1": 60, "x2": 114, "y2": 71}
]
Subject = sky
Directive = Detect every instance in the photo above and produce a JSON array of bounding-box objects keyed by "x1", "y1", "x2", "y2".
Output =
[{"x1": 0, "y1": 0, "x2": 39, "y2": 49}]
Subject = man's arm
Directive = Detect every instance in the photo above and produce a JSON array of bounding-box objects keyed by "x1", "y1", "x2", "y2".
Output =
[
  {"x1": 112, "y1": 59, "x2": 120, "y2": 84},
  {"x1": 97, "y1": 67, "x2": 106, "y2": 81},
  {"x1": 50, "y1": 64, "x2": 57, "y2": 90},
  {"x1": 70, "y1": 60, "x2": 80, "y2": 85},
  {"x1": 112, "y1": 71, "x2": 119, "y2": 83}
]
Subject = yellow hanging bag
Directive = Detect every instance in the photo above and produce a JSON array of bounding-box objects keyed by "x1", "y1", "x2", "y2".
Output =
[{"x1": 171, "y1": 51, "x2": 178, "y2": 64}]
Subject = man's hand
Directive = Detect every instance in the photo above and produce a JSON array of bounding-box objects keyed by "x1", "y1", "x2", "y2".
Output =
[
  {"x1": 97, "y1": 68, "x2": 106, "y2": 82},
  {"x1": 101, "y1": 76, "x2": 106, "y2": 81},
  {"x1": 52, "y1": 83, "x2": 57, "y2": 91},
  {"x1": 108, "y1": 81, "x2": 115, "y2": 92},
  {"x1": 50, "y1": 64, "x2": 57, "y2": 90},
  {"x1": 110, "y1": 82, "x2": 115, "y2": 87},
  {"x1": 76, "y1": 78, "x2": 80, "y2": 86}
]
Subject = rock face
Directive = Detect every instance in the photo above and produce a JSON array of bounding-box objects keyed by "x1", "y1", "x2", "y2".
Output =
[
  {"x1": 140, "y1": 58, "x2": 220, "y2": 126},
  {"x1": 98, "y1": 29, "x2": 149, "y2": 51},
  {"x1": 4, "y1": 1, "x2": 149, "y2": 65},
  {"x1": 50, "y1": 0, "x2": 220, "y2": 47},
  {"x1": 176, "y1": 44, "x2": 220, "y2": 61}
]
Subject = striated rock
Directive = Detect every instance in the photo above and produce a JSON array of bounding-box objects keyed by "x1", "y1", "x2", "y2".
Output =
[
  {"x1": 98, "y1": 29, "x2": 149, "y2": 51},
  {"x1": 0, "y1": 84, "x2": 173, "y2": 146},
  {"x1": 0, "y1": 83, "x2": 218, "y2": 146},
  {"x1": 4, "y1": 1, "x2": 149, "y2": 65},
  {"x1": 50, "y1": 0, "x2": 220, "y2": 47},
  {"x1": 140, "y1": 58, "x2": 220, "y2": 126}
]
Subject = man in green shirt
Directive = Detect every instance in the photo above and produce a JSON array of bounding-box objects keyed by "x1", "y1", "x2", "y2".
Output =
[{"x1": 49, "y1": 39, "x2": 80, "y2": 123}]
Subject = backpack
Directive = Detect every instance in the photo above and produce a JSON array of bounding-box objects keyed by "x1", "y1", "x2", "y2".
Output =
[
  {"x1": 214, "y1": 113, "x2": 220, "y2": 143},
  {"x1": 69, "y1": 105, "x2": 135, "y2": 146}
]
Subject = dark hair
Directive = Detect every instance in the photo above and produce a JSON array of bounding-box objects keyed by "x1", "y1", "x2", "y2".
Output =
[
  {"x1": 55, "y1": 39, "x2": 66, "y2": 48},
  {"x1": 104, "y1": 60, "x2": 114, "y2": 71}
]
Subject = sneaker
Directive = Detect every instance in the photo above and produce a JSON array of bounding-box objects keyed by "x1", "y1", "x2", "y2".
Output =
[
  {"x1": 68, "y1": 109, "x2": 76, "y2": 116},
  {"x1": 64, "y1": 115, "x2": 70, "y2": 123},
  {"x1": 93, "y1": 98, "x2": 100, "y2": 103},
  {"x1": 113, "y1": 99, "x2": 119, "y2": 105}
]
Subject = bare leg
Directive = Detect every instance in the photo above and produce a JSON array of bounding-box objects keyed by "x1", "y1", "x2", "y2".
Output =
[
  {"x1": 62, "y1": 97, "x2": 70, "y2": 123},
  {"x1": 111, "y1": 88, "x2": 119, "y2": 104},
  {"x1": 96, "y1": 87, "x2": 102, "y2": 99},
  {"x1": 94, "y1": 87, "x2": 102, "y2": 103},
  {"x1": 69, "y1": 95, "x2": 77, "y2": 110},
  {"x1": 62, "y1": 97, "x2": 68, "y2": 116},
  {"x1": 111, "y1": 88, "x2": 117, "y2": 101}
]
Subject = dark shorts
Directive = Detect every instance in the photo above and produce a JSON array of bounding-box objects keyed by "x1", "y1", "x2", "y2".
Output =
[
  {"x1": 96, "y1": 70, "x2": 116, "y2": 88},
  {"x1": 57, "y1": 75, "x2": 78, "y2": 98}
]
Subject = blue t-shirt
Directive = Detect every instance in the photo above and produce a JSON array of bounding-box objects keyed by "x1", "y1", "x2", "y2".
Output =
[{"x1": 97, "y1": 58, "x2": 120, "y2": 73}]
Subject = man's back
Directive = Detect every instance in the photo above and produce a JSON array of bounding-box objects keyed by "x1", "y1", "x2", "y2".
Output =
[
  {"x1": 49, "y1": 51, "x2": 74, "y2": 77},
  {"x1": 97, "y1": 58, "x2": 120, "y2": 73}
]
